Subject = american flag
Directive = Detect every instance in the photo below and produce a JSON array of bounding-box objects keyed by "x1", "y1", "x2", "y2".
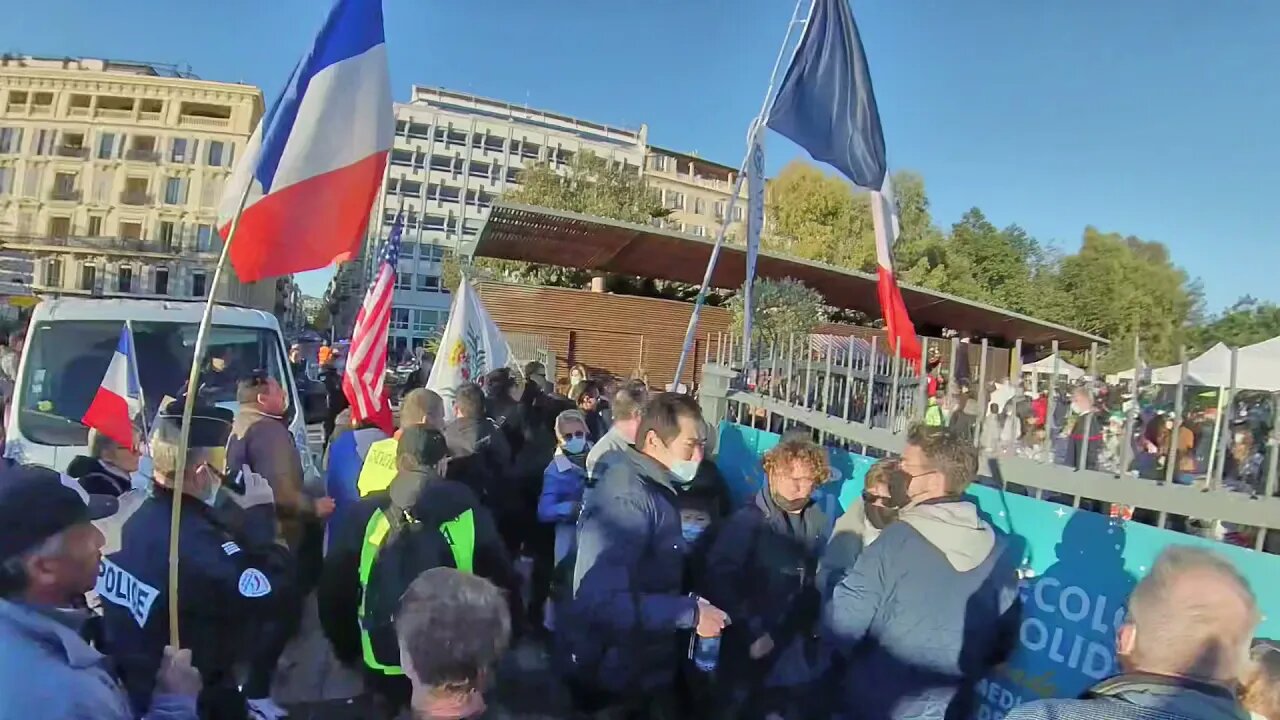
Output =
[{"x1": 342, "y1": 212, "x2": 402, "y2": 434}]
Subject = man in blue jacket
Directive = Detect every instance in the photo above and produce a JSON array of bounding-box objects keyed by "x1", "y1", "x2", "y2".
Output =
[
  {"x1": 564, "y1": 392, "x2": 730, "y2": 716},
  {"x1": 824, "y1": 425, "x2": 1020, "y2": 720}
]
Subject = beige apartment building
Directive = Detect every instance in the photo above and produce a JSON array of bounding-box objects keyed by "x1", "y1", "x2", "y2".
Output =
[
  {"x1": 0, "y1": 56, "x2": 273, "y2": 308},
  {"x1": 645, "y1": 147, "x2": 748, "y2": 243}
]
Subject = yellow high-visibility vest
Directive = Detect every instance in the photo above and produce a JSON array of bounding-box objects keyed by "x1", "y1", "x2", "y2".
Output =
[{"x1": 357, "y1": 437, "x2": 400, "y2": 497}]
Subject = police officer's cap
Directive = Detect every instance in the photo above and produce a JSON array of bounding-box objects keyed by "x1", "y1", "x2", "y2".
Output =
[{"x1": 152, "y1": 396, "x2": 234, "y2": 449}]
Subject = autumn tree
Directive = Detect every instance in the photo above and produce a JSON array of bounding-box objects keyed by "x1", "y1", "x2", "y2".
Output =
[{"x1": 1191, "y1": 296, "x2": 1280, "y2": 352}]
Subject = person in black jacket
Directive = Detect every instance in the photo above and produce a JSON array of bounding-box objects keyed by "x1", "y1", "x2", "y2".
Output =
[
  {"x1": 319, "y1": 425, "x2": 520, "y2": 711},
  {"x1": 67, "y1": 427, "x2": 140, "y2": 497},
  {"x1": 96, "y1": 399, "x2": 291, "y2": 720},
  {"x1": 444, "y1": 384, "x2": 516, "y2": 540},
  {"x1": 701, "y1": 437, "x2": 832, "y2": 719}
]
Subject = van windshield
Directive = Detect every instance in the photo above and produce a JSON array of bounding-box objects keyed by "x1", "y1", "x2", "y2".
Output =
[{"x1": 18, "y1": 320, "x2": 294, "y2": 446}]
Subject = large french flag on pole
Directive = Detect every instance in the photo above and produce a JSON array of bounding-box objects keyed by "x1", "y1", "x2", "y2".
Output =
[
  {"x1": 82, "y1": 324, "x2": 143, "y2": 450},
  {"x1": 218, "y1": 0, "x2": 394, "y2": 282},
  {"x1": 766, "y1": 0, "x2": 921, "y2": 365}
]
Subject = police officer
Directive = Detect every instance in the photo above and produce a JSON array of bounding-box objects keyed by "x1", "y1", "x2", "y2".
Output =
[{"x1": 97, "y1": 399, "x2": 291, "y2": 720}]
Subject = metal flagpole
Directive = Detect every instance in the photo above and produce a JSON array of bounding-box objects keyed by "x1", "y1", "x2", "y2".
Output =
[
  {"x1": 124, "y1": 319, "x2": 151, "y2": 445},
  {"x1": 166, "y1": 179, "x2": 254, "y2": 647},
  {"x1": 672, "y1": 0, "x2": 809, "y2": 387}
]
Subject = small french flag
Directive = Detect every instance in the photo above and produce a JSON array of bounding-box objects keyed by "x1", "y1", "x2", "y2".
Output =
[{"x1": 82, "y1": 324, "x2": 142, "y2": 450}]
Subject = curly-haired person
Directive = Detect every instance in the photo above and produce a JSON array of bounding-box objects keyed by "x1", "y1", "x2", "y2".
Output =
[{"x1": 700, "y1": 436, "x2": 832, "y2": 719}]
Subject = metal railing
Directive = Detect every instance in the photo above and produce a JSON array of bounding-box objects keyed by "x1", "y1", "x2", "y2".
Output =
[
  {"x1": 119, "y1": 189, "x2": 151, "y2": 206},
  {"x1": 55, "y1": 145, "x2": 88, "y2": 158},
  {"x1": 125, "y1": 148, "x2": 161, "y2": 163},
  {"x1": 49, "y1": 188, "x2": 81, "y2": 201},
  {"x1": 698, "y1": 332, "x2": 1280, "y2": 553}
]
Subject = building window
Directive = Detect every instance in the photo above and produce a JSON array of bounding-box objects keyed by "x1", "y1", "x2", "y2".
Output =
[
  {"x1": 0, "y1": 166, "x2": 12, "y2": 195},
  {"x1": 80, "y1": 264, "x2": 97, "y2": 292},
  {"x1": 714, "y1": 201, "x2": 726, "y2": 220},
  {"x1": 33, "y1": 129, "x2": 55, "y2": 156},
  {"x1": 47, "y1": 217, "x2": 71, "y2": 238},
  {"x1": 422, "y1": 244, "x2": 446, "y2": 262},
  {"x1": 423, "y1": 215, "x2": 446, "y2": 232},
  {"x1": 664, "y1": 191, "x2": 685, "y2": 211},
  {"x1": 170, "y1": 138, "x2": 189, "y2": 163},
  {"x1": 44, "y1": 258, "x2": 63, "y2": 287},
  {"x1": 87, "y1": 216, "x2": 103, "y2": 237},
  {"x1": 413, "y1": 309, "x2": 441, "y2": 334},
  {"x1": 117, "y1": 266, "x2": 133, "y2": 293},
  {"x1": 155, "y1": 267, "x2": 169, "y2": 295},
  {"x1": 97, "y1": 132, "x2": 116, "y2": 160},
  {"x1": 120, "y1": 221, "x2": 142, "y2": 240},
  {"x1": 694, "y1": 197, "x2": 706, "y2": 215},
  {"x1": 691, "y1": 225, "x2": 706, "y2": 237},
  {"x1": 163, "y1": 176, "x2": 187, "y2": 205},
  {"x1": 391, "y1": 307, "x2": 411, "y2": 330},
  {"x1": 52, "y1": 172, "x2": 77, "y2": 200},
  {"x1": 206, "y1": 141, "x2": 226, "y2": 167},
  {"x1": 158, "y1": 221, "x2": 176, "y2": 251},
  {"x1": 416, "y1": 274, "x2": 440, "y2": 292},
  {"x1": 191, "y1": 271, "x2": 207, "y2": 298},
  {"x1": 0, "y1": 127, "x2": 21, "y2": 154},
  {"x1": 195, "y1": 224, "x2": 215, "y2": 252},
  {"x1": 394, "y1": 271, "x2": 413, "y2": 291},
  {"x1": 652, "y1": 155, "x2": 669, "y2": 172},
  {"x1": 733, "y1": 205, "x2": 744, "y2": 222}
]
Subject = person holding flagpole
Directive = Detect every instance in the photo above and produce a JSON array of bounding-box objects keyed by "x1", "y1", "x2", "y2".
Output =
[{"x1": 75, "y1": 323, "x2": 146, "y2": 497}]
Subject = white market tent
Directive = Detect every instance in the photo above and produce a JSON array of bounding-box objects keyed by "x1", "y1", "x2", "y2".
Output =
[
  {"x1": 1021, "y1": 355, "x2": 1085, "y2": 381},
  {"x1": 1116, "y1": 338, "x2": 1280, "y2": 391}
]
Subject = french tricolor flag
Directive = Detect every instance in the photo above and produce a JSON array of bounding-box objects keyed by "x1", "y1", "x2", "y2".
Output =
[
  {"x1": 218, "y1": 0, "x2": 394, "y2": 282},
  {"x1": 82, "y1": 324, "x2": 143, "y2": 450}
]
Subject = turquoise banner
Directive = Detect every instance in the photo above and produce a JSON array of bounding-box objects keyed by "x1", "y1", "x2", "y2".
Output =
[{"x1": 715, "y1": 422, "x2": 1280, "y2": 719}]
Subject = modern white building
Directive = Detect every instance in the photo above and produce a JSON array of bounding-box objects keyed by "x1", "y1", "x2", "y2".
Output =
[{"x1": 363, "y1": 86, "x2": 649, "y2": 357}]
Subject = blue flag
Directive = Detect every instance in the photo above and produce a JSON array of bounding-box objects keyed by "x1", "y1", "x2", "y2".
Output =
[{"x1": 766, "y1": 0, "x2": 887, "y2": 192}]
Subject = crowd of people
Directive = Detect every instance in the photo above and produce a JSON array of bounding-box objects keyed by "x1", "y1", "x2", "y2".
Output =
[{"x1": 0, "y1": 353, "x2": 1276, "y2": 720}]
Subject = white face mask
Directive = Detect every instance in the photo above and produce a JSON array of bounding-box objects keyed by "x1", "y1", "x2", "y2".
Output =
[
  {"x1": 669, "y1": 460, "x2": 700, "y2": 484},
  {"x1": 198, "y1": 467, "x2": 221, "y2": 506}
]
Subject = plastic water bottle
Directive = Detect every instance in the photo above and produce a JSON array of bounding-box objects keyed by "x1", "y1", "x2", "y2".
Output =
[{"x1": 693, "y1": 634, "x2": 721, "y2": 672}]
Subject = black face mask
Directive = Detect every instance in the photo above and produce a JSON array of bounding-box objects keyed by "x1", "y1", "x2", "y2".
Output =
[
  {"x1": 864, "y1": 503, "x2": 899, "y2": 530},
  {"x1": 772, "y1": 492, "x2": 809, "y2": 513}
]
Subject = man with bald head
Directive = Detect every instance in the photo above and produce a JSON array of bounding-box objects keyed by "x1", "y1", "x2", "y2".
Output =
[
  {"x1": 1007, "y1": 545, "x2": 1259, "y2": 720},
  {"x1": 357, "y1": 389, "x2": 446, "y2": 498}
]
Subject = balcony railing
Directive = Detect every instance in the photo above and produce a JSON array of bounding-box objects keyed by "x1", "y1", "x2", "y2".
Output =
[
  {"x1": 67, "y1": 107, "x2": 90, "y2": 119},
  {"x1": 0, "y1": 233, "x2": 190, "y2": 256},
  {"x1": 55, "y1": 145, "x2": 88, "y2": 159},
  {"x1": 49, "y1": 188, "x2": 81, "y2": 202},
  {"x1": 120, "y1": 190, "x2": 151, "y2": 206},
  {"x1": 125, "y1": 148, "x2": 161, "y2": 163},
  {"x1": 179, "y1": 115, "x2": 230, "y2": 129},
  {"x1": 96, "y1": 108, "x2": 133, "y2": 120},
  {"x1": 138, "y1": 110, "x2": 163, "y2": 122}
]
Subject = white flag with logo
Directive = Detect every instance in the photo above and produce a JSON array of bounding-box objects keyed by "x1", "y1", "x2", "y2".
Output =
[
  {"x1": 426, "y1": 279, "x2": 512, "y2": 417},
  {"x1": 741, "y1": 123, "x2": 766, "y2": 362}
]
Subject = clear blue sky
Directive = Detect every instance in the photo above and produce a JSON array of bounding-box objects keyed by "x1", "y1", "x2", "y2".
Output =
[{"x1": 6, "y1": 0, "x2": 1277, "y2": 312}]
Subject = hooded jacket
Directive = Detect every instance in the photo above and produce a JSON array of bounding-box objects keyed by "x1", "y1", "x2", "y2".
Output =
[
  {"x1": 1005, "y1": 672, "x2": 1251, "y2": 720},
  {"x1": 824, "y1": 498, "x2": 1021, "y2": 720},
  {"x1": 318, "y1": 467, "x2": 519, "y2": 668},
  {"x1": 563, "y1": 446, "x2": 699, "y2": 695},
  {"x1": 443, "y1": 415, "x2": 515, "y2": 517},
  {"x1": 66, "y1": 455, "x2": 133, "y2": 497},
  {"x1": 0, "y1": 599, "x2": 195, "y2": 720},
  {"x1": 539, "y1": 450, "x2": 588, "y2": 565},
  {"x1": 702, "y1": 488, "x2": 830, "y2": 690}
]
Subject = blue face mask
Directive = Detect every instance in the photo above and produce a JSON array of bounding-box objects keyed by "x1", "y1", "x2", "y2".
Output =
[
  {"x1": 681, "y1": 521, "x2": 707, "y2": 544},
  {"x1": 563, "y1": 437, "x2": 588, "y2": 455},
  {"x1": 669, "y1": 460, "x2": 700, "y2": 484}
]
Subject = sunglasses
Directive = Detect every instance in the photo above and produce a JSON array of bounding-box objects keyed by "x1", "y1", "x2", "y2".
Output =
[
  {"x1": 562, "y1": 430, "x2": 587, "y2": 440},
  {"x1": 862, "y1": 490, "x2": 893, "y2": 506}
]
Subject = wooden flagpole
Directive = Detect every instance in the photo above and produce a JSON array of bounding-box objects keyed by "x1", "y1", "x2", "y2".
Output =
[{"x1": 166, "y1": 179, "x2": 254, "y2": 647}]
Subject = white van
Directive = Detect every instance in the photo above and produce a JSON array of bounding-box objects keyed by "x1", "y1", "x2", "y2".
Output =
[{"x1": 5, "y1": 297, "x2": 320, "y2": 484}]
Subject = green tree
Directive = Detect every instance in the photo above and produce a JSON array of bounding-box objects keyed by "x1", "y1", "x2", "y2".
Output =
[
  {"x1": 472, "y1": 150, "x2": 668, "y2": 287},
  {"x1": 729, "y1": 277, "x2": 824, "y2": 351},
  {"x1": 1190, "y1": 296, "x2": 1280, "y2": 351},
  {"x1": 1047, "y1": 228, "x2": 1200, "y2": 370},
  {"x1": 946, "y1": 209, "x2": 1043, "y2": 314},
  {"x1": 762, "y1": 160, "x2": 874, "y2": 269}
]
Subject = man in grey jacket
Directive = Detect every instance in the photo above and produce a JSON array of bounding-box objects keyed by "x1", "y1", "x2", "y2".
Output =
[
  {"x1": 1006, "y1": 545, "x2": 1258, "y2": 720},
  {"x1": 585, "y1": 380, "x2": 649, "y2": 483},
  {"x1": 824, "y1": 425, "x2": 1020, "y2": 720},
  {"x1": 0, "y1": 466, "x2": 200, "y2": 719}
]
